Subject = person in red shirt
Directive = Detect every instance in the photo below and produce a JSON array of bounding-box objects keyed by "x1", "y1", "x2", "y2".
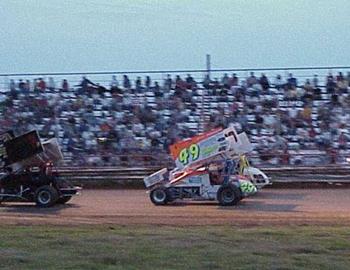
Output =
[
  {"x1": 37, "y1": 78, "x2": 46, "y2": 92},
  {"x1": 280, "y1": 149, "x2": 290, "y2": 165},
  {"x1": 326, "y1": 147, "x2": 337, "y2": 164},
  {"x1": 308, "y1": 128, "x2": 316, "y2": 142}
]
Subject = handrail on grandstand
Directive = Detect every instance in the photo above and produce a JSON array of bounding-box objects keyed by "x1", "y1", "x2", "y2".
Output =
[{"x1": 1, "y1": 65, "x2": 350, "y2": 77}]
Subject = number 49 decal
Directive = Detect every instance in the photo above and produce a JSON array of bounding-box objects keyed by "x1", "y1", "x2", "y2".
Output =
[{"x1": 179, "y1": 144, "x2": 200, "y2": 165}]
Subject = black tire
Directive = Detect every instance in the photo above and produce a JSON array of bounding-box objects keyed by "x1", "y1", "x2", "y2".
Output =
[
  {"x1": 35, "y1": 185, "x2": 59, "y2": 207},
  {"x1": 217, "y1": 184, "x2": 240, "y2": 206},
  {"x1": 150, "y1": 187, "x2": 169, "y2": 205},
  {"x1": 56, "y1": 196, "x2": 72, "y2": 204}
]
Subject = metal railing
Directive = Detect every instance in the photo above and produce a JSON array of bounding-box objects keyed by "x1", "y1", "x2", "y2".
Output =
[
  {"x1": 55, "y1": 165, "x2": 350, "y2": 185},
  {"x1": 1, "y1": 65, "x2": 350, "y2": 90},
  {"x1": 61, "y1": 152, "x2": 350, "y2": 168}
]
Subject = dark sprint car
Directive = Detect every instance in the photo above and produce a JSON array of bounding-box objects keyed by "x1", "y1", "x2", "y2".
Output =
[{"x1": 0, "y1": 130, "x2": 81, "y2": 207}]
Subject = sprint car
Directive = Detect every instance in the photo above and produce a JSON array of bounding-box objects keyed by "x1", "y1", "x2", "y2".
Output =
[
  {"x1": 146, "y1": 159, "x2": 257, "y2": 206},
  {"x1": 0, "y1": 130, "x2": 81, "y2": 207},
  {"x1": 144, "y1": 127, "x2": 267, "y2": 206}
]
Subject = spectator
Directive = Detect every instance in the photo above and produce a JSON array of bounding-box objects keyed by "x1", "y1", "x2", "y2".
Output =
[
  {"x1": 135, "y1": 77, "x2": 142, "y2": 93},
  {"x1": 259, "y1": 73, "x2": 270, "y2": 94},
  {"x1": 175, "y1": 75, "x2": 186, "y2": 91},
  {"x1": 346, "y1": 72, "x2": 350, "y2": 84},
  {"x1": 312, "y1": 74, "x2": 318, "y2": 88},
  {"x1": 76, "y1": 76, "x2": 97, "y2": 95},
  {"x1": 123, "y1": 75, "x2": 131, "y2": 89},
  {"x1": 229, "y1": 73, "x2": 239, "y2": 87},
  {"x1": 274, "y1": 74, "x2": 284, "y2": 90},
  {"x1": 24, "y1": 80, "x2": 30, "y2": 95},
  {"x1": 203, "y1": 74, "x2": 211, "y2": 89},
  {"x1": 154, "y1": 82, "x2": 162, "y2": 97},
  {"x1": 326, "y1": 72, "x2": 336, "y2": 94},
  {"x1": 300, "y1": 105, "x2": 312, "y2": 125},
  {"x1": 62, "y1": 79, "x2": 69, "y2": 92},
  {"x1": 302, "y1": 79, "x2": 314, "y2": 102},
  {"x1": 247, "y1": 72, "x2": 258, "y2": 87},
  {"x1": 145, "y1": 76, "x2": 151, "y2": 90},
  {"x1": 255, "y1": 113, "x2": 264, "y2": 134},
  {"x1": 336, "y1": 72, "x2": 348, "y2": 93},
  {"x1": 287, "y1": 73, "x2": 297, "y2": 88},
  {"x1": 37, "y1": 78, "x2": 46, "y2": 92},
  {"x1": 338, "y1": 132, "x2": 348, "y2": 150},
  {"x1": 164, "y1": 74, "x2": 172, "y2": 91},
  {"x1": 221, "y1": 73, "x2": 230, "y2": 89},
  {"x1": 48, "y1": 77, "x2": 55, "y2": 91},
  {"x1": 111, "y1": 75, "x2": 119, "y2": 88},
  {"x1": 9, "y1": 79, "x2": 16, "y2": 92},
  {"x1": 18, "y1": 79, "x2": 26, "y2": 93}
]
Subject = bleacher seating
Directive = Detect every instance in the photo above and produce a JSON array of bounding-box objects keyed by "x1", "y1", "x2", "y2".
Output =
[{"x1": 1, "y1": 71, "x2": 350, "y2": 166}]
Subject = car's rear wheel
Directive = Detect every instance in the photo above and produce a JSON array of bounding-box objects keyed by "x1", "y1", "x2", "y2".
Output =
[
  {"x1": 35, "y1": 185, "x2": 59, "y2": 207},
  {"x1": 150, "y1": 187, "x2": 169, "y2": 205},
  {"x1": 217, "y1": 184, "x2": 240, "y2": 206}
]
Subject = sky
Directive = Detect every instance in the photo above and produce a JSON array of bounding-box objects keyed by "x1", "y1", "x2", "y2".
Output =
[{"x1": 1, "y1": 0, "x2": 350, "y2": 74}]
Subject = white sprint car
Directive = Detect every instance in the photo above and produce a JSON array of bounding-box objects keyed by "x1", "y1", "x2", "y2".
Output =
[{"x1": 144, "y1": 127, "x2": 269, "y2": 206}]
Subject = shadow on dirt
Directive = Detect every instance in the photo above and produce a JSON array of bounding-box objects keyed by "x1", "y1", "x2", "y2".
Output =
[
  {"x1": 0, "y1": 203, "x2": 80, "y2": 214},
  {"x1": 157, "y1": 201, "x2": 218, "y2": 207},
  {"x1": 252, "y1": 191, "x2": 306, "y2": 201},
  {"x1": 218, "y1": 200, "x2": 298, "y2": 212}
]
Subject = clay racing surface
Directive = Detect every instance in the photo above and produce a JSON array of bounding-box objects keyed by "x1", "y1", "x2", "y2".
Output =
[{"x1": 1, "y1": 189, "x2": 350, "y2": 226}]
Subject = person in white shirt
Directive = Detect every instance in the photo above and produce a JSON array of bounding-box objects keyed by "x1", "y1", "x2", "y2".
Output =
[
  {"x1": 288, "y1": 105, "x2": 299, "y2": 119},
  {"x1": 48, "y1": 77, "x2": 55, "y2": 92},
  {"x1": 274, "y1": 74, "x2": 284, "y2": 90},
  {"x1": 111, "y1": 75, "x2": 119, "y2": 88},
  {"x1": 264, "y1": 114, "x2": 276, "y2": 127}
]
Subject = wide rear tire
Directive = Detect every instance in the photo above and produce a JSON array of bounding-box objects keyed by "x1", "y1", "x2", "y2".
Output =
[
  {"x1": 217, "y1": 184, "x2": 240, "y2": 206},
  {"x1": 35, "y1": 185, "x2": 59, "y2": 207}
]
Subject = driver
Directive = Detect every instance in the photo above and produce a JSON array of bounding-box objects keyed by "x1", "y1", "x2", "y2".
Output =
[{"x1": 208, "y1": 162, "x2": 224, "y2": 185}]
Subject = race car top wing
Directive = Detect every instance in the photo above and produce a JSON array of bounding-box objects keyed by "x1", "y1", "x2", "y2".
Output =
[
  {"x1": 4, "y1": 130, "x2": 43, "y2": 165},
  {"x1": 235, "y1": 132, "x2": 254, "y2": 155},
  {"x1": 169, "y1": 127, "x2": 244, "y2": 170},
  {"x1": 42, "y1": 138, "x2": 64, "y2": 164}
]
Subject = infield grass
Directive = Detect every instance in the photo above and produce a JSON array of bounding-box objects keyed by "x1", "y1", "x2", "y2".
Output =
[{"x1": 0, "y1": 225, "x2": 349, "y2": 270}]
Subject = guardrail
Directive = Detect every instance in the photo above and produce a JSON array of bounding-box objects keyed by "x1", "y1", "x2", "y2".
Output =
[
  {"x1": 55, "y1": 165, "x2": 350, "y2": 185},
  {"x1": 2, "y1": 65, "x2": 350, "y2": 90}
]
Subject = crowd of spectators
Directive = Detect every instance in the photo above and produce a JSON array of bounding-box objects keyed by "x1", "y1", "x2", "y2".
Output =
[{"x1": 1, "y1": 70, "x2": 350, "y2": 166}]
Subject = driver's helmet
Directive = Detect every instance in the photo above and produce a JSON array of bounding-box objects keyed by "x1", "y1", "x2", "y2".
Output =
[{"x1": 208, "y1": 161, "x2": 224, "y2": 172}]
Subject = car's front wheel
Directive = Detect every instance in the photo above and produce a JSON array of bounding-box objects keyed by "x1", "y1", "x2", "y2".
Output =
[
  {"x1": 150, "y1": 187, "x2": 169, "y2": 205},
  {"x1": 217, "y1": 184, "x2": 240, "y2": 206},
  {"x1": 35, "y1": 185, "x2": 59, "y2": 207}
]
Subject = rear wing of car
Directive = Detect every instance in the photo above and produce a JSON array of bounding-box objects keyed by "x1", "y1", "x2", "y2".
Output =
[
  {"x1": 4, "y1": 130, "x2": 43, "y2": 166},
  {"x1": 169, "y1": 127, "x2": 253, "y2": 171},
  {"x1": 1, "y1": 130, "x2": 64, "y2": 172}
]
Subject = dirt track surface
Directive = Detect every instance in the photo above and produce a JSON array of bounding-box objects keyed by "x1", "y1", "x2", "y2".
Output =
[{"x1": 1, "y1": 189, "x2": 350, "y2": 226}]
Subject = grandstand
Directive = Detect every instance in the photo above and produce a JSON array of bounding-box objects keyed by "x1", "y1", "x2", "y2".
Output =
[{"x1": 1, "y1": 67, "x2": 350, "y2": 167}]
